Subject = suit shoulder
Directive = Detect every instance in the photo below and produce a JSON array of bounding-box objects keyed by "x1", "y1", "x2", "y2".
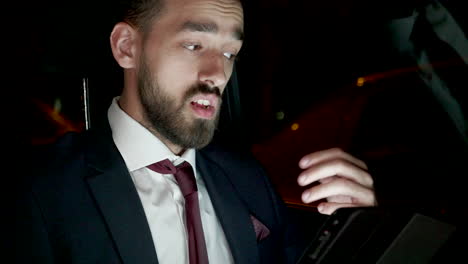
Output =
[
  {"x1": 32, "y1": 131, "x2": 86, "y2": 164},
  {"x1": 197, "y1": 142, "x2": 273, "y2": 197},
  {"x1": 26, "y1": 132, "x2": 89, "y2": 186},
  {"x1": 198, "y1": 141, "x2": 263, "y2": 170}
]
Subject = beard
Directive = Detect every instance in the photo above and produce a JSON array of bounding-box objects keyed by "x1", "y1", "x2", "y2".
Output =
[{"x1": 138, "y1": 59, "x2": 222, "y2": 150}]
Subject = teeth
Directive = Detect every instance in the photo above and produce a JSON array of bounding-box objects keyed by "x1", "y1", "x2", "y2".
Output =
[{"x1": 195, "y1": 99, "x2": 211, "y2": 106}]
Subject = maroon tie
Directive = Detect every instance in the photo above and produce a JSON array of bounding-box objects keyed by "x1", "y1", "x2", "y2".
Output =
[{"x1": 148, "y1": 159, "x2": 209, "y2": 264}]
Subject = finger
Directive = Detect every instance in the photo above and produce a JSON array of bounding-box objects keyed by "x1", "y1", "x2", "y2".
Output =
[
  {"x1": 299, "y1": 148, "x2": 368, "y2": 170},
  {"x1": 298, "y1": 159, "x2": 373, "y2": 188},
  {"x1": 301, "y1": 177, "x2": 376, "y2": 205},
  {"x1": 316, "y1": 202, "x2": 362, "y2": 215},
  {"x1": 318, "y1": 175, "x2": 338, "y2": 184},
  {"x1": 326, "y1": 194, "x2": 353, "y2": 203}
]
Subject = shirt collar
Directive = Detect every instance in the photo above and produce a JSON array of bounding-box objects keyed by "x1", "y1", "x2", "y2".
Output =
[{"x1": 107, "y1": 97, "x2": 197, "y2": 176}]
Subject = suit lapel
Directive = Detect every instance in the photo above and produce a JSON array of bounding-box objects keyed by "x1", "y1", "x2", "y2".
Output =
[
  {"x1": 197, "y1": 150, "x2": 259, "y2": 264},
  {"x1": 84, "y1": 128, "x2": 159, "y2": 264}
]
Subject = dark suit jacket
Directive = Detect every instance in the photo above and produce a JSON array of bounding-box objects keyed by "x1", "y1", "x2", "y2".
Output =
[{"x1": 15, "y1": 124, "x2": 306, "y2": 264}]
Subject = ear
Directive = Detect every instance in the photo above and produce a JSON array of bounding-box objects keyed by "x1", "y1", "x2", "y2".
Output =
[{"x1": 110, "y1": 22, "x2": 140, "y2": 69}]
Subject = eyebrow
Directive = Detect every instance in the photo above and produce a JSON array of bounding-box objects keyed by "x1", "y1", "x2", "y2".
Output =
[{"x1": 180, "y1": 21, "x2": 244, "y2": 41}]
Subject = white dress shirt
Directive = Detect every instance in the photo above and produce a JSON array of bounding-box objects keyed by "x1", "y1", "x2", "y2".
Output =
[{"x1": 108, "y1": 97, "x2": 233, "y2": 264}]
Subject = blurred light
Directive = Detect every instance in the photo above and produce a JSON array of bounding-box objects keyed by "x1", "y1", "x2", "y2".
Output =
[
  {"x1": 53, "y1": 98, "x2": 62, "y2": 113},
  {"x1": 291, "y1": 123, "x2": 299, "y2": 131},
  {"x1": 356, "y1": 77, "x2": 365, "y2": 87},
  {"x1": 276, "y1": 111, "x2": 285, "y2": 120}
]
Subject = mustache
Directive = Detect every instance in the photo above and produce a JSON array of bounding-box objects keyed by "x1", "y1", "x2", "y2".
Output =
[{"x1": 184, "y1": 83, "x2": 221, "y2": 99}]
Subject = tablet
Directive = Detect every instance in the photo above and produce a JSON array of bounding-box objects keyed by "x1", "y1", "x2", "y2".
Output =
[{"x1": 296, "y1": 207, "x2": 456, "y2": 264}]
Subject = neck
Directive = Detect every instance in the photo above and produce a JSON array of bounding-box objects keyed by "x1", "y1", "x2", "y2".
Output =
[
  {"x1": 119, "y1": 70, "x2": 145, "y2": 123},
  {"x1": 161, "y1": 136, "x2": 185, "y2": 155},
  {"x1": 144, "y1": 124, "x2": 185, "y2": 155},
  {"x1": 117, "y1": 95, "x2": 185, "y2": 155}
]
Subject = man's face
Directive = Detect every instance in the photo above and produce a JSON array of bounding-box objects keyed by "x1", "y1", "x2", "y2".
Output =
[{"x1": 137, "y1": 0, "x2": 244, "y2": 150}]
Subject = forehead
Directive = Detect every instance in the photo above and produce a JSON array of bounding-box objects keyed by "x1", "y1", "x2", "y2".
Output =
[{"x1": 162, "y1": 0, "x2": 244, "y2": 32}]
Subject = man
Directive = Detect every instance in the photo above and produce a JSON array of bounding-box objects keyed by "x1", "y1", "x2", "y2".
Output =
[{"x1": 16, "y1": 0, "x2": 376, "y2": 263}]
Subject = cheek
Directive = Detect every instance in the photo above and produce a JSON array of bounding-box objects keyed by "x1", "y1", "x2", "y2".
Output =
[
  {"x1": 155, "y1": 59, "x2": 197, "y2": 98},
  {"x1": 145, "y1": 44, "x2": 196, "y2": 85},
  {"x1": 225, "y1": 63, "x2": 234, "y2": 80}
]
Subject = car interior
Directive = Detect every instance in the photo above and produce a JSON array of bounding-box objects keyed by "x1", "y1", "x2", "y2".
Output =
[{"x1": 17, "y1": 0, "x2": 467, "y2": 263}]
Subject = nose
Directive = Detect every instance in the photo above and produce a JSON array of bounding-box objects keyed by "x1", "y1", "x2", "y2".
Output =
[{"x1": 198, "y1": 53, "x2": 229, "y2": 89}]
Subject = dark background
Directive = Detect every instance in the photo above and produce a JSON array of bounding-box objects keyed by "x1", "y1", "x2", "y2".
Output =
[
  {"x1": 9, "y1": 0, "x2": 468, "y2": 211},
  {"x1": 6, "y1": 0, "x2": 467, "y2": 260}
]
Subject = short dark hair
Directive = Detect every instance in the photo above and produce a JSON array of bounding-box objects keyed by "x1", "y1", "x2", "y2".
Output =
[
  {"x1": 117, "y1": 0, "x2": 243, "y2": 34},
  {"x1": 118, "y1": 0, "x2": 166, "y2": 33}
]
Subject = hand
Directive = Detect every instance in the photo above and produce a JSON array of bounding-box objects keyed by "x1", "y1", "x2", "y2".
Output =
[{"x1": 297, "y1": 148, "x2": 377, "y2": 215}]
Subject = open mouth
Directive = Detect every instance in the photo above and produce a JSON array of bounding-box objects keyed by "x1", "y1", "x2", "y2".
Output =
[
  {"x1": 189, "y1": 97, "x2": 217, "y2": 119},
  {"x1": 191, "y1": 99, "x2": 214, "y2": 110}
]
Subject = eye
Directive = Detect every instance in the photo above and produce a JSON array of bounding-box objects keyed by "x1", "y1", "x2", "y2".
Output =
[
  {"x1": 183, "y1": 43, "x2": 202, "y2": 51},
  {"x1": 223, "y1": 52, "x2": 237, "y2": 61}
]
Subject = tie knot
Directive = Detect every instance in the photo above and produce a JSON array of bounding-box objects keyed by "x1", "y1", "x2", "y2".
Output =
[{"x1": 147, "y1": 159, "x2": 197, "y2": 196}]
